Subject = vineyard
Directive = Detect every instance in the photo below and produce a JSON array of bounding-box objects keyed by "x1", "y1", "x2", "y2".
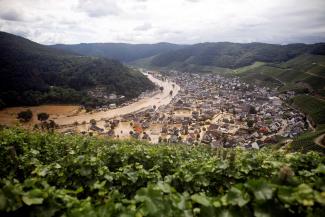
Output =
[
  {"x1": 0, "y1": 128, "x2": 325, "y2": 216},
  {"x1": 290, "y1": 125, "x2": 325, "y2": 154},
  {"x1": 293, "y1": 95, "x2": 325, "y2": 125}
]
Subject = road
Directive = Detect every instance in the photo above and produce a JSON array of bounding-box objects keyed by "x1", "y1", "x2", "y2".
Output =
[
  {"x1": 314, "y1": 133, "x2": 325, "y2": 148},
  {"x1": 305, "y1": 69, "x2": 325, "y2": 79}
]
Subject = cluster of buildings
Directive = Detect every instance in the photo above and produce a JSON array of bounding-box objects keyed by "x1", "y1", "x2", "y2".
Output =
[{"x1": 64, "y1": 71, "x2": 308, "y2": 149}]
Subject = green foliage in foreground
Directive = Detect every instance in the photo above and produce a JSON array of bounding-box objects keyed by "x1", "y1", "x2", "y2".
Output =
[{"x1": 0, "y1": 128, "x2": 325, "y2": 217}]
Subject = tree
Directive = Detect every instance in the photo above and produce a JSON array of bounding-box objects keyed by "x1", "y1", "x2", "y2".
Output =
[
  {"x1": 159, "y1": 86, "x2": 164, "y2": 92},
  {"x1": 17, "y1": 109, "x2": 33, "y2": 122},
  {"x1": 247, "y1": 119, "x2": 254, "y2": 128},
  {"x1": 249, "y1": 106, "x2": 257, "y2": 114},
  {"x1": 0, "y1": 99, "x2": 6, "y2": 109},
  {"x1": 90, "y1": 119, "x2": 97, "y2": 126},
  {"x1": 169, "y1": 90, "x2": 173, "y2": 96},
  {"x1": 37, "y1": 112, "x2": 49, "y2": 122},
  {"x1": 49, "y1": 120, "x2": 58, "y2": 129},
  {"x1": 41, "y1": 120, "x2": 58, "y2": 132}
]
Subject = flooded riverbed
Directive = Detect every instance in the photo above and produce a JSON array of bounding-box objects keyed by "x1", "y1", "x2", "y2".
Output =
[
  {"x1": 56, "y1": 73, "x2": 180, "y2": 126},
  {"x1": 0, "y1": 105, "x2": 81, "y2": 126},
  {"x1": 0, "y1": 73, "x2": 180, "y2": 128}
]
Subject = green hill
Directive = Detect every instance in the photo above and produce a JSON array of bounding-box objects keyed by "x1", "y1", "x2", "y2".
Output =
[
  {"x1": 53, "y1": 41, "x2": 325, "y2": 72},
  {"x1": 292, "y1": 95, "x2": 325, "y2": 125},
  {"x1": 237, "y1": 54, "x2": 325, "y2": 94},
  {"x1": 0, "y1": 32, "x2": 154, "y2": 108},
  {"x1": 0, "y1": 127, "x2": 324, "y2": 216},
  {"x1": 133, "y1": 42, "x2": 325, "y2": 70},
  {"x1": 52, "y1": 42, "x2": 185, "y2": 63},
  {"x1": 236, "y1": 56, "x2": 325, "y2": 129}
]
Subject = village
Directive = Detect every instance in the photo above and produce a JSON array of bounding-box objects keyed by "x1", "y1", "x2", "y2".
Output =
[{"x1": 59, "y1": 71, "x2": 308, "y2": 149}]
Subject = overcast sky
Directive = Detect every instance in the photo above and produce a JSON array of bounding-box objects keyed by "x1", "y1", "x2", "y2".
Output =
[{"x1": 0, "y1": 0, "x2": 324, "y2": 45}]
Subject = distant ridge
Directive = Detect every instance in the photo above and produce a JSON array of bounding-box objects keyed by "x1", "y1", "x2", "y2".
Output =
[
  {"x1": 143, "y1": 42, "x2": 325, "y2": 69},
  {"x1": 51, "y1": 40, "x2": 325, "y2": 69},
  {"x1": 51, "y1": 42, "x2": 185, "y2": 62}
]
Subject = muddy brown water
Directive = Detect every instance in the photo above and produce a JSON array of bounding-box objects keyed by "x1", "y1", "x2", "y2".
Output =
[
  {"x1": 0, "y1": 105, "x2": 81, "y2": 126},
  {"x1": 56, "y1": 74, "x2": 180, "y2": 125},
  {"x1": 0, "y1": 73, "x2": 180, "y2": 127}
]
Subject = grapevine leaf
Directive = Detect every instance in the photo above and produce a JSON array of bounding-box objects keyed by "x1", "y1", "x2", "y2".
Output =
[
  {"x1": 315, "y1": 192, "x2": 325, "y2": 205},
  {"x1": 294, "y1": 184, "x2": 314, "y2": 206},
  {"x1": 246, "y1": 180, "x2": 274, "y2": 202},
  {"x1": 315, "y1": 164, "x2": 325, "y2": 174},
  {"x1": 0, "y1": 190, "x2": 7, "y2": 211},
  {"x1": 191, "y1": 194, "x2": 211, "y2": 206},
  {"x1": 22, "y1": 196, "x2": 44, "y2": 206},
  {"x1": 277, "y1": 186, "x2": 296, "y2": 204},
  {"x1": 225, "y1": 186, "x2": 250, "y2": 207},
  {"x1": 215, "y1": 208, "x2": 239, "y2": 217}
]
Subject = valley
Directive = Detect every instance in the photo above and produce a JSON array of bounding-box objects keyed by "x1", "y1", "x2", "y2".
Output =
[
  {"x1": 0, "y1": 31, "x2": 324, "y2": 153},
  {"x1": 0, "y1": 72, "x2": 179, "y2": 137},
  {"x1": 1, "y1": 0, "x2": 325, "y2": 215},
  {"x1": 70, "y1": 70, "x2": 323, "y2": 151},
  {"x1": 3, "y1": 68, "x2": 322, "y2": 151}
]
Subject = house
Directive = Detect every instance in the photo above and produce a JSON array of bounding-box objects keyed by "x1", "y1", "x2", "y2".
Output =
[
  {"x1": 109, "y1": 104, "x2": 117, "y2": 109},
  {"x1": 251, "y1": 142, "x2": 259, "y2": 149},
  {"x1": 259, "y1": 127, "x2": 269, "y2": 134},
  {"x1": 89, "y1": 125, "x2": 104, "y2": 133},
  {"x1": 109, "y1": 94, "x2": 117, "y2": 100}
]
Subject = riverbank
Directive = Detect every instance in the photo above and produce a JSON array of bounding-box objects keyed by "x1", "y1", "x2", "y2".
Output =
[
  {"x1": 0, "y1": 73, "x2": 180, "y2": 128},
  {"x1": 56, "y1": 73, "x2": 180, "y2": 126},
  {"x1": 0, "y1": 105, "x2": 81, "y2": 126}
]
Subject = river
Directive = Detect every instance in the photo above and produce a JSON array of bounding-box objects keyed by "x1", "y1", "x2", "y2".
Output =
[{"x1": 0, "y1": 73, "x2": 180, "y2": 127}]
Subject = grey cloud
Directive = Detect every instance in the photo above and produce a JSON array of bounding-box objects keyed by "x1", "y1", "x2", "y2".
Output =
[
  {"x1": 0, "y1": 9, "x2": 23, "y2": 21},
  {"x1": 76, "y1": 0, "x2": 121, "y2": 17},
  {"x1": 0, "y1": 0, "x2": 324, "y2": 45}
]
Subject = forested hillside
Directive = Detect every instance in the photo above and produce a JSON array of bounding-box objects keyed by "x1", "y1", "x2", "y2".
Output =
[
  {"x1": 52, "y1": 42, "x2": 184, "y2": 63},
  {"x1": 53, "y1": 41, "x2": 325, "y2": 70},
  {"x1": 133, "y1": 42, "x2": 325, "y2": 69},
  {"x1": 0, "y1": 128, "x2": 324, "y2": 216},
  {"x1": 0, "y1": 32, "x2": 154, "y2": 108}
]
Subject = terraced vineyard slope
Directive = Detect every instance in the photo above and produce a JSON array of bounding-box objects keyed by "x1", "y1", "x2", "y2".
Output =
[{"x1": 238, "y1": 54, "x2": 325, "y2": 95}]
